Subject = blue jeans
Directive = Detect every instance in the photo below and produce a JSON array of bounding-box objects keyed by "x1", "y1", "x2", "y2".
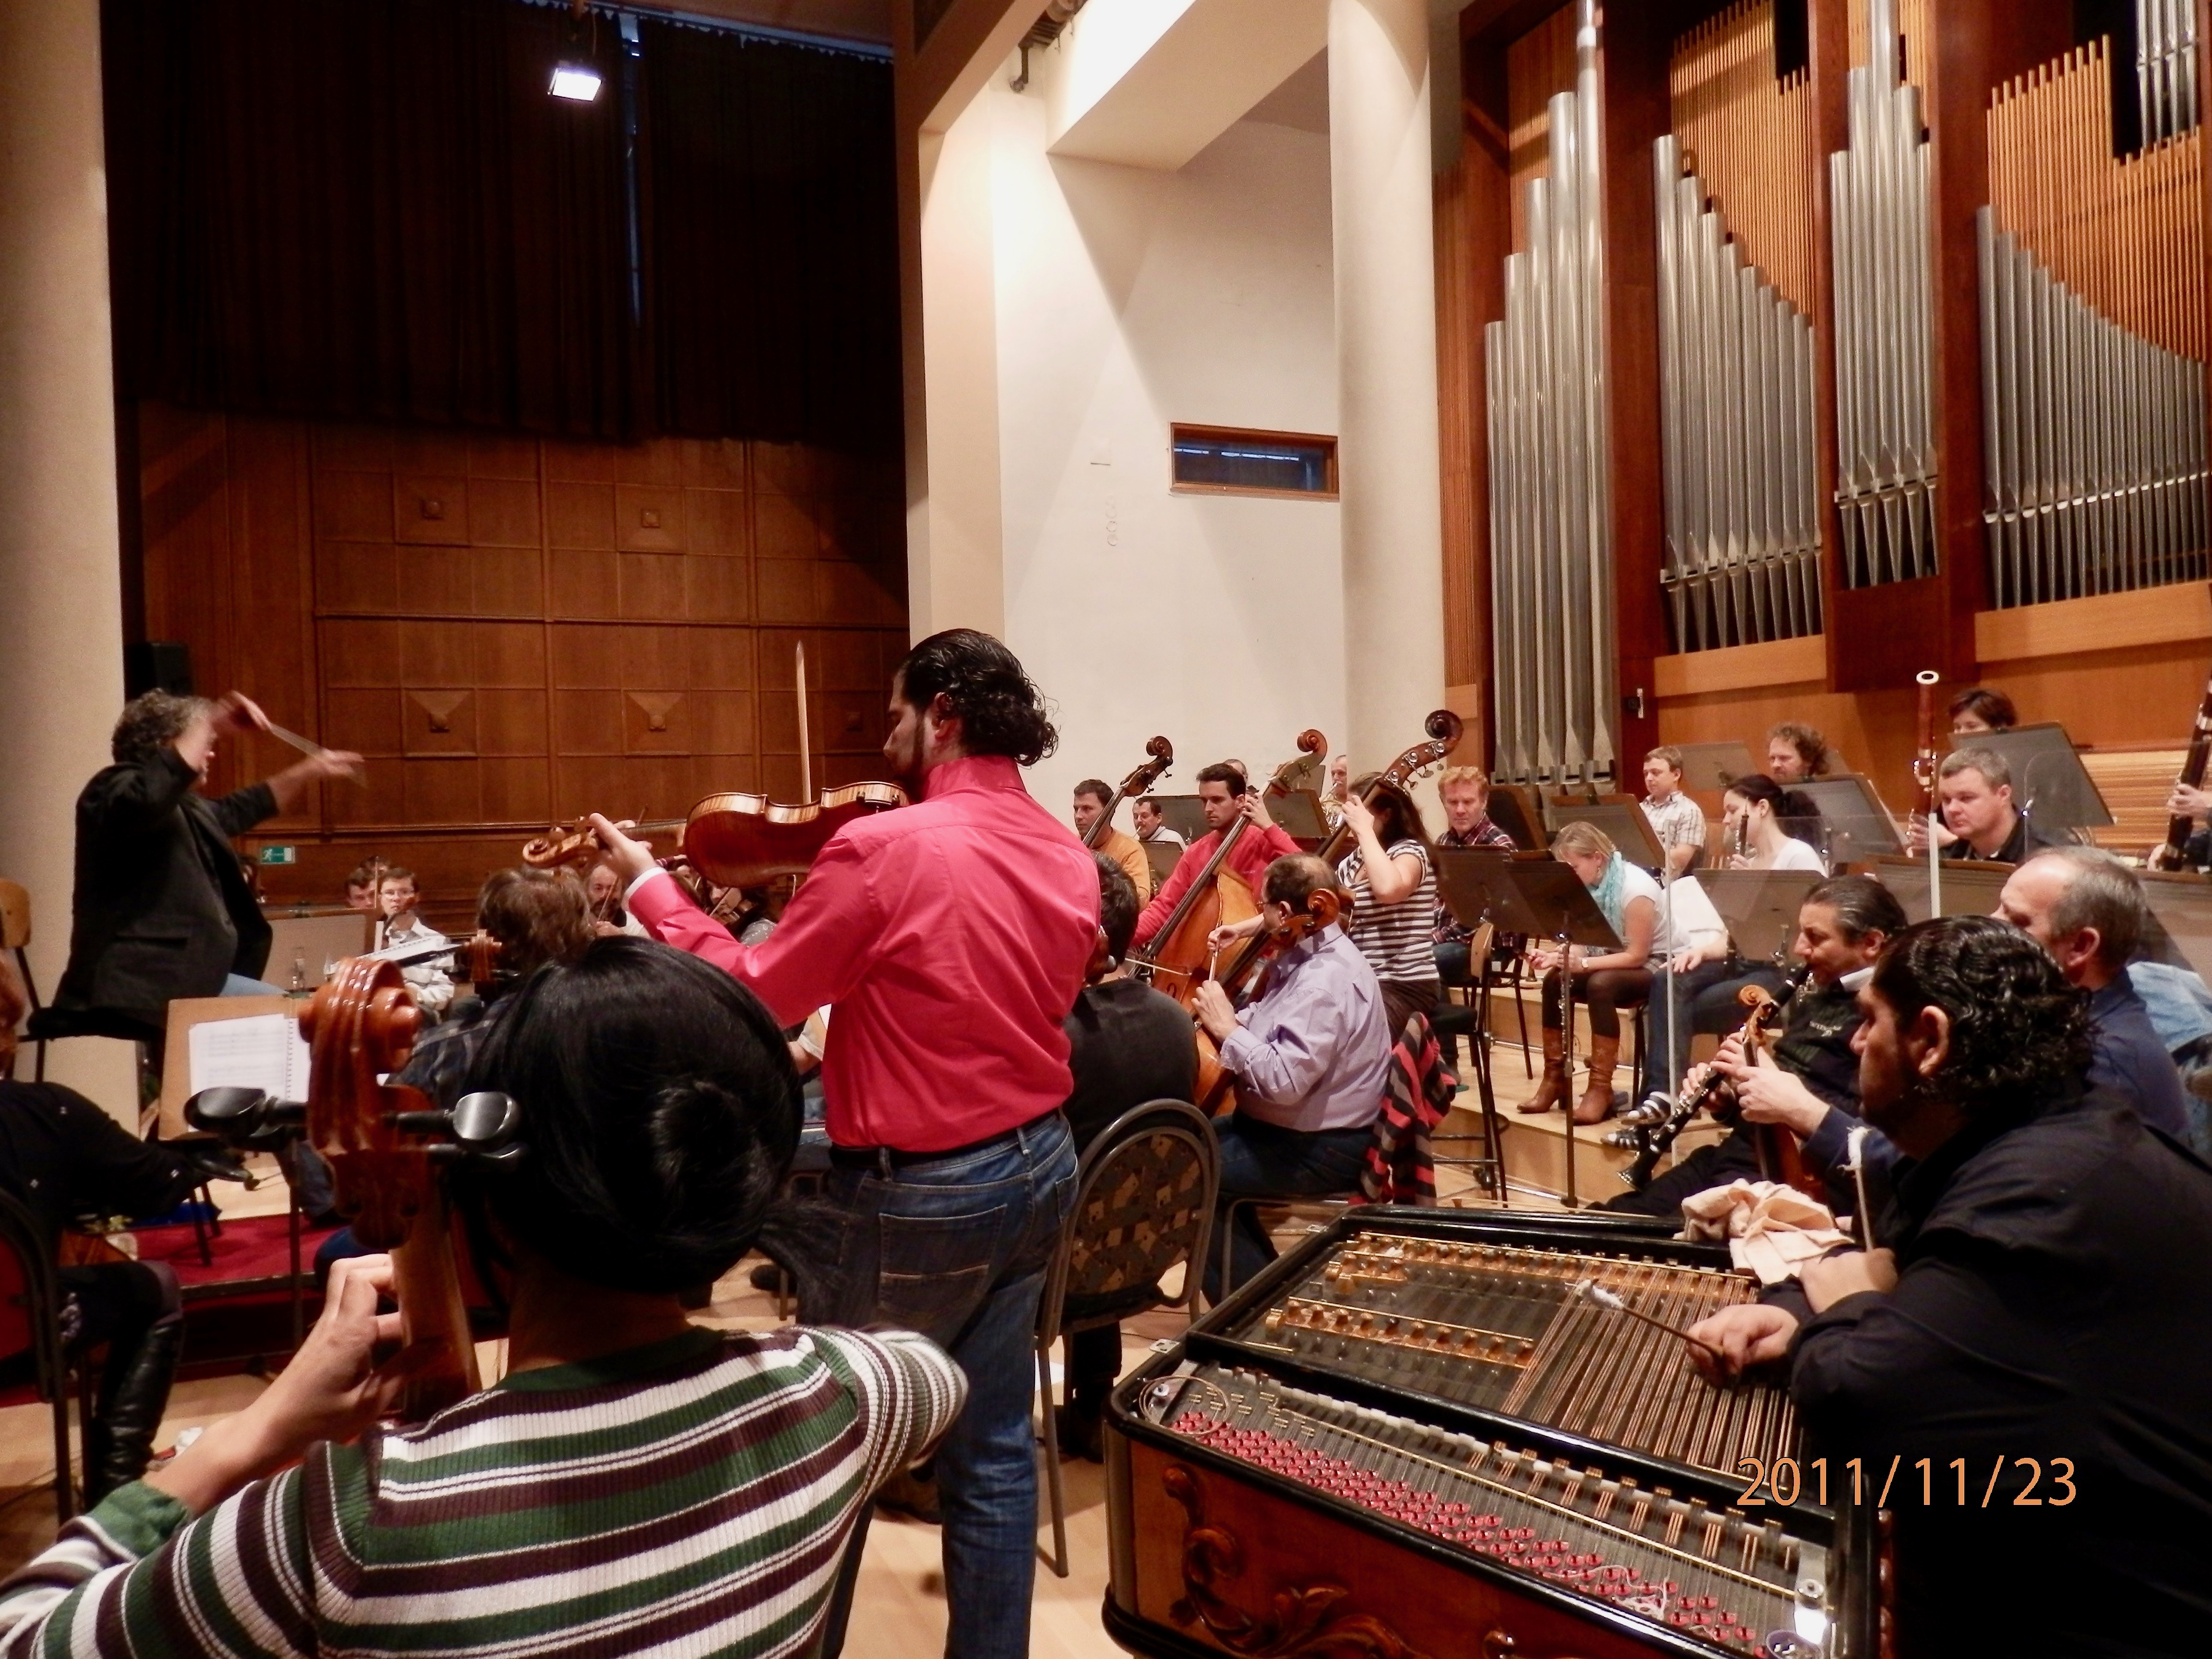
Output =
[
  {"x1": 220, "y1": 974, "x2": 281, "y2": 996},
  {"x1": 815, "y1": 1111, "x2": 1076, "y2": 1659},
  {"x1": 1207, "y1": 1114, "x2": 1373, "y2": 1300}
]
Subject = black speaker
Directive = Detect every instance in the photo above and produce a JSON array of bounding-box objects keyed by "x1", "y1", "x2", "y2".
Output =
[{"x1": 125, "y1": 640, "x2": 193, "y2": 698}]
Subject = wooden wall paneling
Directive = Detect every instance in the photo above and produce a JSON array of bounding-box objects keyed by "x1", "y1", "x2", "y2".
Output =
[
  {"x1": 1600, "y1": 0, "x2": 1677, "y2": 769},
  {"x1": 134, "y1": 402, "x2": 907, "y2": 925}
]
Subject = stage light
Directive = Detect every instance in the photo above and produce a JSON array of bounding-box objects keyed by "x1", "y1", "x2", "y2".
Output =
[{"x1": 550, "y1": 63, "x2": 602, "y2": 101}]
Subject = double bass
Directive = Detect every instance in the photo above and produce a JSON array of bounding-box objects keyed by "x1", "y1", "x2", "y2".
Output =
[
  {"x1": 2148, "y1": 654, "x2": 2212, "y2": 869},
  {"x1": 1083, "y1": 736, "x2": 1175, "y2": 849},
  {"x1": 1191, "y1": 710, "x2": 1464, "y2": 1112},
  {"x1": 1130, "y1": 731, "x2": 1327, "y2": 1009}
]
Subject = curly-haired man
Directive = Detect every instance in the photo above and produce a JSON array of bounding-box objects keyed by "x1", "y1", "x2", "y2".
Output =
[
  {"x1": 54, "y1": 690, "x2": 360, "y2": 1034},
  {"x1": 1690, "y1": 916, "x2": 2212, "y2": 1657},
  {"x1": 589, "y1": 629, "x2": 1096, "y2": 1659}
]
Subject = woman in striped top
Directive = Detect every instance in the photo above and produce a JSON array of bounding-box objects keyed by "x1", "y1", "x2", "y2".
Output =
[
  {"x1": 1332, "y1": 776, "x2": 1439, "y2": 1038},
  {"x1": 0, "y1": 938, "x2": 964, "y2": 1659}
]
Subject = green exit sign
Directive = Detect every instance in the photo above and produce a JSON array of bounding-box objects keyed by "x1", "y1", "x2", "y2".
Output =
[{"x1": 257, "y1": 846, "x2": 298, "y2": 866}]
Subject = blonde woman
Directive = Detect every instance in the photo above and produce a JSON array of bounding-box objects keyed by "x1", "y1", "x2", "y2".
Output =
[{"x1": 1524, "y1": 821, "x2": 1661, "y2": 1125}]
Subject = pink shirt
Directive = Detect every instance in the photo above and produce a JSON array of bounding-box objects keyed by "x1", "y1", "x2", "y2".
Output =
[{"x1": 629, "y1": 755, "x2": 1099, "y2": 1153}]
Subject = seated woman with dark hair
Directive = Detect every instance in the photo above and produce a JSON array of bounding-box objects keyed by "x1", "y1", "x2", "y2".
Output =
[{"x1": 0, "y1": 939, "x2": 965, "y2": 1659}]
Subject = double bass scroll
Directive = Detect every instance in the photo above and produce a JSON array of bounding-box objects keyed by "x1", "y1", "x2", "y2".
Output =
[{"x1": 1084, "y1": 736, "x2": 1176, "y2": 851}]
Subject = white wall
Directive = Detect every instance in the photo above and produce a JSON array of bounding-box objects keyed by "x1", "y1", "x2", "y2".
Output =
[{"x1": 968, "y1": 62, "x2": 1344, "y2": 821}]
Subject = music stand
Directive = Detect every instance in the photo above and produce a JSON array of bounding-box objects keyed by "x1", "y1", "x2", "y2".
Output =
[
  {"x1": 1696, "y1": 870, "x2": 1823, "y2": 965},
  {"x1": 1675, "y1": 741, "x2": 1760, "y2": 792},
  {"x1": 1436, "y1": 850, "x2": 1623, "y2": 1211},
  {"x1": 1543, "y1": 800, "x2": 1667, "y2": 873},
  {"x1": 1796, "y1": 774, "x2": 1904, "y2": 867},
  {"x1": 2135, "y1": 870, "x2": 2212, "y2": 983},
  {"x1": 1263, "y1": 788, "x2": 1331, "y2": 845},
  {"x1": 1142, "y1": 840, "x2": 1182, "y2": 887},
  {"x1": 1946, "y1": 722, "x2": 2115, "y2": 833},
  {"x1": 1866, "y1": 853, "x2": 2013, "y2": 923},
  {"x1": 1485, "y1": 784, "x2": 1548, "y2": 851},
  {"x1": 1149, "y1": 795, "x2": 1211, "y2": 843}
]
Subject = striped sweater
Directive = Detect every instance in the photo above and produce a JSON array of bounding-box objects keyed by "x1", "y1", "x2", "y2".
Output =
[{"x1": 0, "y1": 1325, "x2": 963, "y2": 1659}]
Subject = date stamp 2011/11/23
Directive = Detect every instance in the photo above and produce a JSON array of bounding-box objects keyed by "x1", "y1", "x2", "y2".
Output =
[{"x1": 1732, "y1": 1455, "x2": 2077, "y2": 1508}]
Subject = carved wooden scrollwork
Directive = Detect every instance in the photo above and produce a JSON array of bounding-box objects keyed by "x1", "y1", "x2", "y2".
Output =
[{"x1": 1162, "y1": 1463, "x2": 1433, "y2": 1659}]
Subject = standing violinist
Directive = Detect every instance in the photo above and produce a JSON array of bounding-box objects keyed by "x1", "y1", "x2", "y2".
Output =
[
  {"x1": 1131, "y1": 764, "x2": 1298, "y2": 950},
  {"x1": 589, "y1": 629, "x2": 1095, "y2": 1659},
  {"x1": 1072, "y1": 778, "x2": 1155, "y2": 902}
]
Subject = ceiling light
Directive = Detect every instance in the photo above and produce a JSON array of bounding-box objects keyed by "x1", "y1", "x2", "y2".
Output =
[{"x1": 550, "y1": 63, "x2": 602, "y2": 101}]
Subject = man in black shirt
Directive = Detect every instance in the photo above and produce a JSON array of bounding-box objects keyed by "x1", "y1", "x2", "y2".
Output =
[
  {"x1": 1055, "y1": 854, "x2": 1197, "y2": 1458},
  {"x1": 1690, "y1": 917, "x2": 2212, "y2": 1658},
  {"x1": 1904, "y1": 745, "x2": 2054, "y2": 863},
  {"x1": 0, "y1": 963, "x2": 242, "y2": 1499},
  {"x1": 1604, "y1": 877, "x2": 1902, "y2": 1219}
]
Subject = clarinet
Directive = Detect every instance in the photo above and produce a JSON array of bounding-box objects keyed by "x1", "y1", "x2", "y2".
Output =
[{"x1": 1608, "y1": 963, "x2": 1813, "y2": 1191}]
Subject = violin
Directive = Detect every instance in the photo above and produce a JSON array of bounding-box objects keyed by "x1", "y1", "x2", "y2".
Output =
[
  {"x1": 1083, "y1": 736, "x2": 1175, "y2": 850},
  {"x1": 521, "y1": 781, "x2": 910, "y2": 890},
  {"x1": 1131, "y1": 730, "x2": 1326, "y2": 1009},
  {"x1": 1191, "y1": 710, "x2": 1463, "y2": 1114}
]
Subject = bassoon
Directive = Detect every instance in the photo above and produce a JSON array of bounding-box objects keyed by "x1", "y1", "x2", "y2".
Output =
[{"x1": 2148, "y1": 662, "x2": 2212, "y2": 870}]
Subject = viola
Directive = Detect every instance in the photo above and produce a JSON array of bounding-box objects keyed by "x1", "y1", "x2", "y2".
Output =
[
  {"x1": 521, "y1": 780, "x2": 910, "y2": 890},
  {"x1": 1083, "y1": 736, "x2": 1175, "y2": 850}
]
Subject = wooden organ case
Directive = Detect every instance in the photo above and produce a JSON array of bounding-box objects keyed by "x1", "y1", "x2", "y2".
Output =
[{"x1": 1104, "y1": 1210, "x2": 1884, "y2": 1659}]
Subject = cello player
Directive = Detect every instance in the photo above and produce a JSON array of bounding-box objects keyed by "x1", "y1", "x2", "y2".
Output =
[
  {"x1": 587, "y1": 628, "x2": 1094, "y2": 1659},
  {"x1": 1130, "y1": 762, "x2": 1298, "y2": 951}
]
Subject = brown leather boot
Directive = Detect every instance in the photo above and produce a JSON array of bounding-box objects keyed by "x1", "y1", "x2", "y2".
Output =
[
  {"x1": 1575, "y1": 1035, "x2": 1622, "y2": 1125},
  {"x1": 1519, "y1": 1024, "x2": 1568, "y2": 1114}
]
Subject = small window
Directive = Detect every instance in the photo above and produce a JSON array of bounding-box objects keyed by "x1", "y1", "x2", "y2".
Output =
[{"x1": 1170, "y1": 425, "x2": 1338, "y2": 499}]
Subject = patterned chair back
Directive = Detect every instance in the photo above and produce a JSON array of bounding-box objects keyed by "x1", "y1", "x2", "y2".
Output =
[{"x1": 1038, "y1": 1100, "x2": 1218, "y2": 1346}]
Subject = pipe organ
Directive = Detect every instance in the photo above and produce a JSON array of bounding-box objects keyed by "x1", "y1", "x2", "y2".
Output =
[
  {"x1": 1830, "y1": 0, "x2": 1938, "y2": 588},
  {"x1": 1487, "y1": 0, "x2": 1614, "y2": 785},
  {"x1": 2140, "y1": 0, "x2": 2200, "y2": 144},
  {"x1": 1655, "y1": 2, "x2": 1823, "y2": 653},
  {"x1": 1979, "y1": 36, "x2": 2210, "y2": 606}
]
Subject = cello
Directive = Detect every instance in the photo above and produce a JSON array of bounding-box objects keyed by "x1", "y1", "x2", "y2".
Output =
[
  {"x1": 186, "y1": 956, "x2": 519, "y2": 1419},
  {"x1": 1083, "y1": 736, "x2": 1175, "y2": 849},
  {"x1": 1130, "y1": 731, "x2": 1326, "y2": 1010},
  {"x1": 1192, "y1": 710, "x2": 1464, "y2": 1113}
]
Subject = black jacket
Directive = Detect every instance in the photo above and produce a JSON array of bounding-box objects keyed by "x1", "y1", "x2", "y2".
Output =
[
  {"x1": 1780, "y1": 1090, "x2": 2212, "y2": 1657},
  {"x1": 0, "y1": 1081, "x2": 198, "y2": 1242},
  {"x1": 54, "y1": 749, "x2": 276, "y2": 1026}
]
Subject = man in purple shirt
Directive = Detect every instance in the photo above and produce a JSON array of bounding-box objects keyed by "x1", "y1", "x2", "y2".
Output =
[{"x1": 1195, "y1": 854, "x2": 1391, "y2": 1297}]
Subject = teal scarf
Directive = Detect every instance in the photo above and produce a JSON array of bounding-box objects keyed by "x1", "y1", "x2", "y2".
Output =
[{"x1": 1587, "y1": 851, "x2": 1630, "y2": 935}]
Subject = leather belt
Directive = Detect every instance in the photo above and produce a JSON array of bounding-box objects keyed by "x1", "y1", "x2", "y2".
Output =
[{"x1": 827, "y1": 1111, "x2": 1062, "y2": 1174}]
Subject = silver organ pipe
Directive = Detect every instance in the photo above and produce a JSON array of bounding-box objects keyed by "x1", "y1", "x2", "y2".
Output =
[
  {"x1": 1829, "y1": 0, "x2": 1937, "y2": 587},
  {"x1": 1486, "y1": 0, "x2": 1613, "y2": 786},
  {"x1": 1655, "y1": 134, "x2": 1822, "y2": 651},
  {"x1": 2139, "y1": 0, "x2": 2200, "y2": 144},
  {"x1": 1980, "y1": 38, "x2": 2210, "y2": 608}
]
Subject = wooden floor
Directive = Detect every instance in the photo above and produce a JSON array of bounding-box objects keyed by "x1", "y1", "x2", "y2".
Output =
[{"x1": 0, "y1": 1026, "x2": 1694, "y2": 1656}]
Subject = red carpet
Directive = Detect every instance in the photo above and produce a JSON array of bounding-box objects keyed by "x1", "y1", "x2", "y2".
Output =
[{"x1": 130, "y1": 1214, "x2": 342, "y2": 1293}]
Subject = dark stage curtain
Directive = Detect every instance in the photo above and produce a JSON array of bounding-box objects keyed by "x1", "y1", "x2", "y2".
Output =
[
  {"x1": 640, "y1": 22, "x2": 901, "y2": 451},
  {"x1": 102, "y1": 0, "x2": 900, "y2": 452}
]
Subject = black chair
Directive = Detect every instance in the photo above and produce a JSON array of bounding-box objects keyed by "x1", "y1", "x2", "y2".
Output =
[
  {"x1": 22, "y1": 1006, "x2": 162, "y2": 1088},
  {"x1": 1034, "y1": 1100, "x2": 1217, "y2": 1578},
  {"x1": 0, "y1": 1189, "x2": 78, "y2": 1521}
]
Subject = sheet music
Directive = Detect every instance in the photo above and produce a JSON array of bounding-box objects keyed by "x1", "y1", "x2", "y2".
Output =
[{"x1": 187, "y1": 1013, "x2": 310, "y2": 1103}]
